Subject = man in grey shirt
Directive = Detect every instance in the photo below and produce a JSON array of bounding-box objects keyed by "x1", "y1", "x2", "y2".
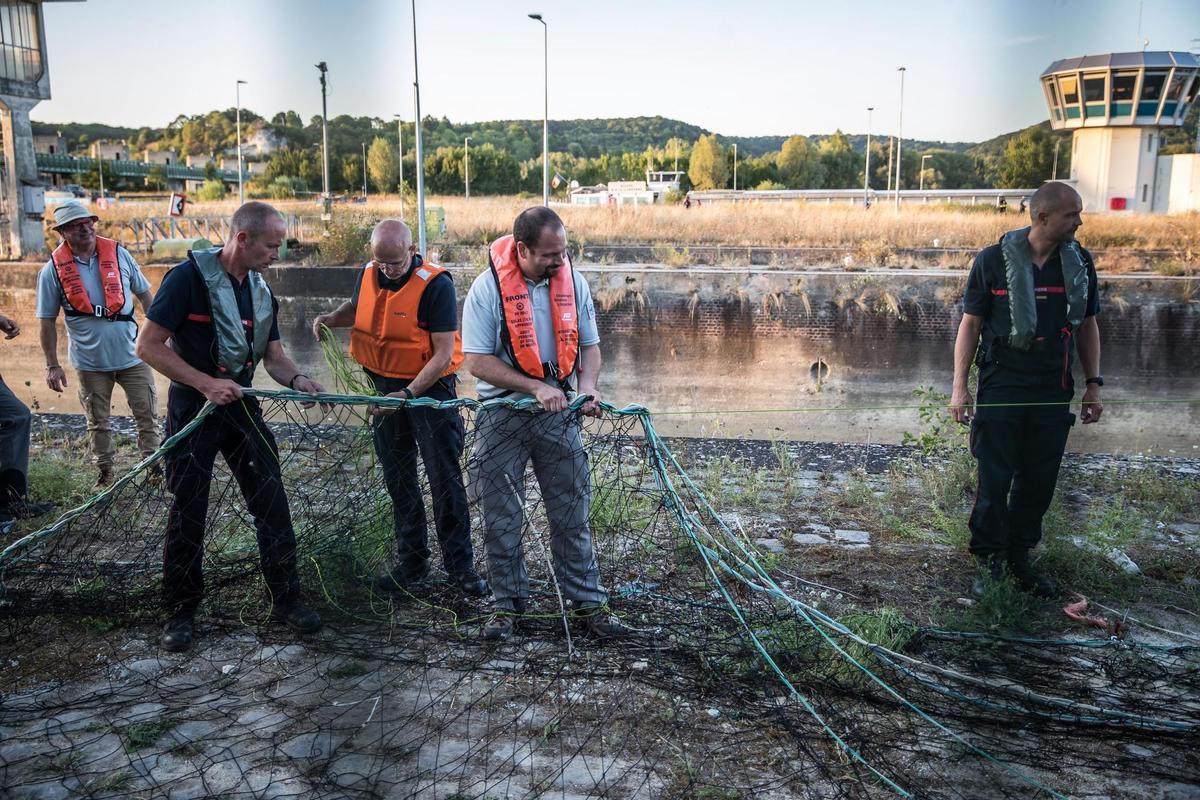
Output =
[
  {"x1": 36, "y1": 201, "x2": 159, "y2": 487},
  {"x1": 462, "y1": 206, "x2": 626, "y2": 642}
]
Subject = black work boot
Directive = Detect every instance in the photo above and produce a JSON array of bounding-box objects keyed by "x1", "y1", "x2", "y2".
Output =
[
  {"x1": 372, "y1": 559, "x2": 431, "y2": 594},
  {"x1": 161, "y1": 612, "x2": 195, "y2": 653},
  {"x1": 449, "y1": 569, "x2": 490, "y2": 598},
  {"x1": 272, "y1": 602, "x2": 322, "y2": 634},
  {"x1": 1007, "y1": 549, "x2": 1057, "y2": 598},
  {"x1": 971, "y1": 554, "x2": 1007, "y2": 599}
]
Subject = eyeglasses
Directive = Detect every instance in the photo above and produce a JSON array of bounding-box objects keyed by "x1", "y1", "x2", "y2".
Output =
[
  {"x1": 373, "y1": 258, "x2": 408, "y2": 270},
  {"x1": 62, "y1": 219, "x2": 95, "y2": 233}
]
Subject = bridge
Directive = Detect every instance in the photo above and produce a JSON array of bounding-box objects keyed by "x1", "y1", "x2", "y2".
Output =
[{"x1": 35, "y1": 153, "x2": 241, "y2": 184}]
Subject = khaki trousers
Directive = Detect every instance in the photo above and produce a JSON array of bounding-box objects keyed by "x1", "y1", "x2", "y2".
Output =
[{"x1": 76, "y1": 363, "x2": 160, "y2": 469}]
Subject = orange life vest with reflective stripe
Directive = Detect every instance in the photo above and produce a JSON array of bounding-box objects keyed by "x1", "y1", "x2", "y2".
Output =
[
  {"x1": 349, "y1": 260, "x2": 464, "y2": 380},
  {"x1": 51, "y1": 236, "x2": 130, "y2": 321},
  {"x1": 488, "y1": 234, "x2": 578, "y2": 383}
]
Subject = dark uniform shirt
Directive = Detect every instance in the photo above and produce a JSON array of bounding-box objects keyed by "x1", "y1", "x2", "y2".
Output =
[
  {"x1": 351, "y1": 257, "x2": 460, "y2": 399},
  {"x1": 963, "y1": 242, "x2": 1099, "y2": 394},
  {"x1": 146, "y1": 259, "x2": 281, "y2": 398}
]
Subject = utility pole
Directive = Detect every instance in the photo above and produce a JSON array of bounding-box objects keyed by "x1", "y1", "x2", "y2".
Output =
[
  {"x1": 316, "y1": 61, "x2": 331, "y2": 220},
  {"x1": 464, "y1": 136, "x2": 471, "y2": 200},
  {"x1": 236, "y1": 79, "x2": 247, "y2": 205},
  {"x1": 895, "y1": 66, "x2": 906, "y2": 210},
  {"x1": 864, "y1": 106, "x2": 873, "y2": 207},
  {"x1": 361, "y1": 142, "x2": 367, "y2": 198},
  {"x1": 1052, "y1": 138, "x2": 1061, "y2": 180},
  {"x1": 732, "y1": 142, "x2": 738, "y2": 191},
  {"x1": 412, "y1": 0, "x2": 427, "y2": 253},
  {"x1": 394, "y1": 114, "x2": 405, "y2": 213},
  {"x1": 886, "y1": 136, "x2": 894, "y2": 193}
]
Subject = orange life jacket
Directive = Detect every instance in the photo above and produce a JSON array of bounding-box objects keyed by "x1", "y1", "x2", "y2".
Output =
[
  {"x1": 488, "y1": 234, "x2": 579, "y2": 385},
  {"x1": 349, "y1": 259, "x2": 464, "y2": 380},
  {"x1": 51, "y1": 236, "x2": 131, "y2": 321}
]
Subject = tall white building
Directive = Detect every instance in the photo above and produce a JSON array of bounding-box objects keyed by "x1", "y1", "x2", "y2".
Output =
[{"x1": 1040, "y1": 51, "x2": 1199, "y2": 213}]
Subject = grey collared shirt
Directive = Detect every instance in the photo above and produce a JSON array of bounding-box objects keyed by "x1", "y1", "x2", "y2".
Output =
[
  {"x1": 35, "y1": 246, "x2": 151, "y2": 372},
  {"x1": 461, "y1": 267, "x2": 599, "y2": 401}
]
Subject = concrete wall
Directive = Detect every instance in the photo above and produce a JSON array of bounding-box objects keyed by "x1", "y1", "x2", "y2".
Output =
[
  {"x1": 1153, "y1": 153, "x2": 1200, "y2": 213},
  {"x1": 1071, "y1": 127, "x2": 1158, "y2": 213}
]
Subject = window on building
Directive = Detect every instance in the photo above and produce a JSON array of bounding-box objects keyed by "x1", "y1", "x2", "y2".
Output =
[
  {"x1": 1186, "y1": 72, "x2": 1200, "y2": 103},
  {"x1": 1059, "y1": 75, "x2": 1079, "y2": 104},
  {"x1": 1141, "y1": 72, "x2": 1167, "y2": 101},
  {"x1": 1111, "y1": 73, "x2": 1137, "y2": 102},
  {"x1": 1148, "y1": 133, "x2": 1154, "y2": 152},
  {"x1": 1142, "y1": 184, "x2": 1148, "y2": 203},
  {"x1": 1083, "y1": 75, "x2": 1106, "y2": 103},
  {"x1": 0, "y1": 1, "x2": 43, "y2": 83},
  {"x1": 1166, "y1": 73, "x2": 1187, "y2": 101}
]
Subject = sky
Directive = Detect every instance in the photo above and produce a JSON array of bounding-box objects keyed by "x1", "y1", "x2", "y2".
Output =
[{"x1": 33, "y1": 0, "x2": 1200, "y2": 143}]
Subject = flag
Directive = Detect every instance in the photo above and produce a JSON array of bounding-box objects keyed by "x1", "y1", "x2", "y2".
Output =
[{"x1": 551, "y1": 172, "x2": 566, "y2": 190}]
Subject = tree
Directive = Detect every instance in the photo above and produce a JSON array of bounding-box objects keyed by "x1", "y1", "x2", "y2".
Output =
[
  {"x1": 997, "y1": 127, "x2": 1054, "y2": 188},
  {"x1": 195, "y1": 179, "x2": 227, "y2": 201},
  {"x1": 818, "y1": 131, "x2": 862, "y2": 189},
  {"x1": 341, "y1": 154, "x2": 364, "y2": 193},
  {"x1": 367, "y1": 136, "x2": 397, "y2": 193},
  {"x1": 146, "y1": 164, "x2": 167, "y2": 191},
  {"x1": 688, "y1": 134, "x2": 728, "y2": 190},
  {"x1": 777, "y1": 136, "x2": 824, "y2": 188}
]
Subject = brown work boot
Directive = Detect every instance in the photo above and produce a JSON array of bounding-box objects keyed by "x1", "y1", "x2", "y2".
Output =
[
  {"x1": 573, "y1": 605, "x2": 631, "y2": 639},
  {"x1": 480, "y1": 610, "x2": 516, "y2": 642},
  {"x1": 94, "y1": 467, "x2": 114, "y2": 489}
]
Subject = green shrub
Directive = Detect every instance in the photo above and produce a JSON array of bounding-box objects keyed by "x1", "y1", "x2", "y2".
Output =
[
  {"x1": 194, "y1": 179, "x2": 227, "y2": 202},
  {"x1": 318, "y1": 216, "x2": 372, "y2": 266}
]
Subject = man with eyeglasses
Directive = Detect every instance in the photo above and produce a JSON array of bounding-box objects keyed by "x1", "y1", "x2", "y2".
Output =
[
  {"x1": 462, "y1": 206, "x2": 626, "y2": 642},
  {"x1": 36, "y1": 201, "x2": 159, "y2": 487},
  {"x1": 311, "y1": 219, "x2": 487, "y2": 599}
]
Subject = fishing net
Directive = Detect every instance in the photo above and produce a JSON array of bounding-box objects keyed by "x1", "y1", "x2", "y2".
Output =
[{"x1": 0, "y1": 391, "x2": 1197, "y2": 799}]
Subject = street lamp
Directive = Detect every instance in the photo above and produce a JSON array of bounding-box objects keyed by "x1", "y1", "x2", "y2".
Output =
[
  {"x1": 411, "y1": 0, "x2": 427, "y2": 253},
  {"x1": 919, "y1": 154, "x2": 932, "y2": 191},
  {"x1": 236, "y1": 79, "x2": 247, "y2": 205},
  {"x1": 528, "y1": 13, "x2": 549, "y2": 206},
  {"x1": 894, "y1": 66, "x2": 906, "y2": 210},
  {"x1": 362, "y1": 142, "x2": 368, "y2": 198},
  {"x1": 394, "y1": 114, "x2": 405, "y2": 212},
  {"x1": 464, "y1": 136, "x2": 471, "y2": 200},
  {"x1": 316, "y1": 62, "x2": 331, "y2": 220},
  {"x1": 864, "y1": 106, "x2": 873, "y2": 207},
  {"x1": 732, "y1": 142, "x2": 738, "y2": 191}
]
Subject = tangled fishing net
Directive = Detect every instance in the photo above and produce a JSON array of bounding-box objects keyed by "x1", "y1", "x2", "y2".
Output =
[{"x1": 0, "y1": 390, "x2": 1197, "y2": 799}]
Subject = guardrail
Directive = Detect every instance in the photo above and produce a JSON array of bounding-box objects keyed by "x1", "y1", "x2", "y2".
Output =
[
  {"x1": 117, "y1": 215, "x2": 324, "y2": 247},
  {"x1": 687, "y1": 188, "x2": 1037, "y2": 206}
]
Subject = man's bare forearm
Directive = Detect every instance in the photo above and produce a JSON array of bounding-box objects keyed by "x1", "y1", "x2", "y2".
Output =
[
  {"x1": 575, "y1": 344, "x2": 601, "y2": 395},
  {"x1": 320, "y1": 300, "x2": 357, "y2": 329},
  {"x1": 952, "y1": 315, "x2": 982, "y2": 391},
  {"x1": 39, "y1": 319, "x2": 60, "y2": 367},
  {"x1": 464, "y1": 353, "x2": 545, "y2": 396},
  {"x1": 1075, "y1": 317, "x2": 1101, "y2": 379}
]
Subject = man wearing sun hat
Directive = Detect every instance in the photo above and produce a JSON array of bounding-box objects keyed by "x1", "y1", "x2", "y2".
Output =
[{"x1": 36, "y1": 200, "x2": 160, "y2": 487}]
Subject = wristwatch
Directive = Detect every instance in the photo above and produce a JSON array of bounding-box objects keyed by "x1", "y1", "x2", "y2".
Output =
[{"x1": 1085, "y1": 376, "x2": 1104, "y2": 387}]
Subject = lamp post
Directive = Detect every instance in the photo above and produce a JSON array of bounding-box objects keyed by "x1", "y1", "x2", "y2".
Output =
[
  {"x1": 316, "y1": 62, "x2": 331, "y2": 220},
  {"x1": 894, "y1": 66, "x2": 906, "y2": 210},
  {"x1": 732, "y1": 142, "x2": 738, "y2": 191},
  {"x1": 919, "y1": 153, "x2": 932, "y2": 191},
  {"x1": 864, "y1": 106, "x2": 873, "y2": 207},
  {"x1": 394, "y1": 114, "x2": 405, "y2": 212},
  {"x1": 464, "y1": 136, "x2": 471, "y2": 200},
  {"x1": 528, "y1": 13, "x2": 549, "y2": 206},
  {"x1": 412, "y1": 0, "x2": 427, "y2": 253},
  {"x1": 362, "y1": 142, "x2": 368, "y2": 198},
  {"x1": 236, "y1": 79, "x2": 247, "y2": 205}
]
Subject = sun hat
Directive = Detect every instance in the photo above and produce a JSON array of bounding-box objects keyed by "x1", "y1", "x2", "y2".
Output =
[{"x1": 52, "y1": 200, "x2": 99, "y2": 230}]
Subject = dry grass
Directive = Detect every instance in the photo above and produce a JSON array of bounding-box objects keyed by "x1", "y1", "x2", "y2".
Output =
[{"x1": 80, "y1": 195, "x2": 1200, "y2": 274}]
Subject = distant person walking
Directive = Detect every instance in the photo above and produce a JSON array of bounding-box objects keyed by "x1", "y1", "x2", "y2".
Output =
[
  {"x1": 0, "y1": 313, "x2": 55, "y2": 535},
  {"x1": 310, "y1": 219, "x2": 487, "y2": 599},
  {"x1": 951, "y1": 182, "x2": 1102, "y2": 599},
  {"x1": 36, "y1": 201, "x2": 159, "y2": 487}
]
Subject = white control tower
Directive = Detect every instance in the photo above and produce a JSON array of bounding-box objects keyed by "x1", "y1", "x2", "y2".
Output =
[{"x1": 1040, "y1": 51, "x2": 1199, "y2": 213}]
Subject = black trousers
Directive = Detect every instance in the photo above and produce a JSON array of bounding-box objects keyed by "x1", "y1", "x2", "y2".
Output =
[
  {"x1": 370, "y1": 376, "x2": 473, "y2": 574},
  {"x1": 968, "y1": 381, "x2": 1075, "y2": 557},
  {"x1": 162, "y1": 387, "x2": 300, "y2": 614},
  {"x1": 0, "y1": 376, "x2": 31, "y2": 509}
]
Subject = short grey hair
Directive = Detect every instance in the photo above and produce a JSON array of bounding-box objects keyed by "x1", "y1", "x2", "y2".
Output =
[{"x1": 230, "y1": 201, "x2": 285, "y2": 240}]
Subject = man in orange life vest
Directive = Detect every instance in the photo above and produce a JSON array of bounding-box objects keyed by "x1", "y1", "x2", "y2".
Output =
[
  {"x1": 462, "y1": 207, "x2": 627, "y2": 642},
  {"x1": 36, "y1": 201, "x2": 159, "y2": 487},
  {"x1": 311, "y1": 219, "x2": 487, "y2": 598}
]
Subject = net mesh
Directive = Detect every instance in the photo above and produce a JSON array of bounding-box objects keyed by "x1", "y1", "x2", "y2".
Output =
[{"x1": 0, "y1": 392, "x2": 1197, "y2": 799}]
